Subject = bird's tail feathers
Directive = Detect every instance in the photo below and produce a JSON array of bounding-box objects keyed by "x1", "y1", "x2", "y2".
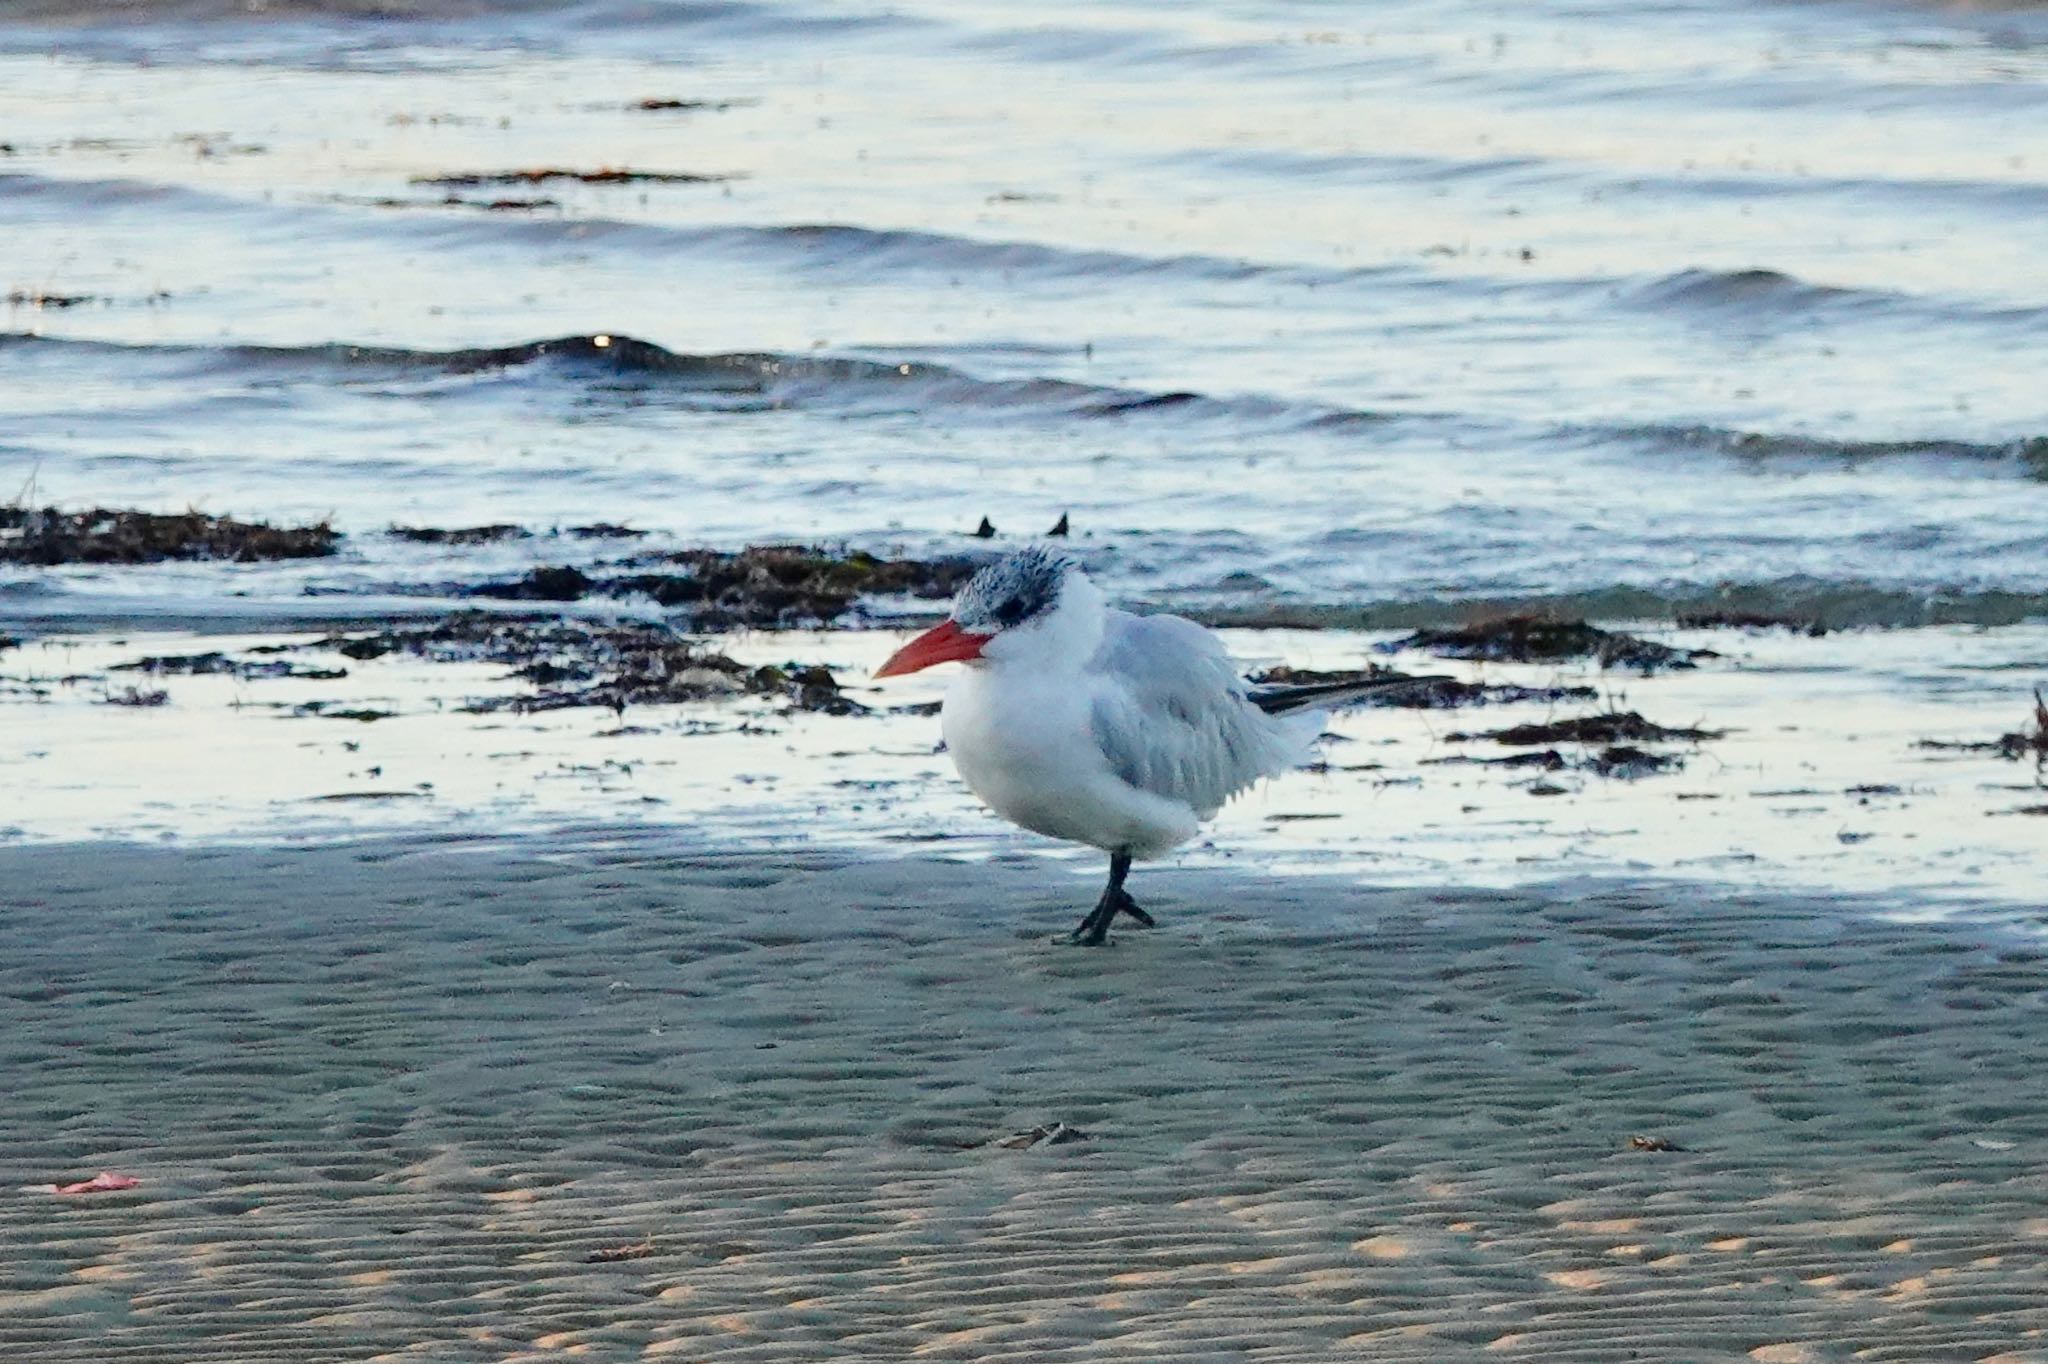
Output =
[{"x1": 1249, "y1": 674, "x2": 1453, "y2": 716}]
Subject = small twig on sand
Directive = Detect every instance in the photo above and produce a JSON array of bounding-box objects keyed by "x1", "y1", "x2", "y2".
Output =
[{"x1": 585, "y1": 1238, "x2": 656, "y2": 1263}]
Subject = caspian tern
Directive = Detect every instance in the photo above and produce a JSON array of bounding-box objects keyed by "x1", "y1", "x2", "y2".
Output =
[{"x1": 875, "y1": 547, "x2": 1440, "y2": 944}]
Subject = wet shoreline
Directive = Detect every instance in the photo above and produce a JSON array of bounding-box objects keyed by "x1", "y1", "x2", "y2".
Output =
[{"x1": 5, "y1": 603, "x2": 2045, "y2": 914}]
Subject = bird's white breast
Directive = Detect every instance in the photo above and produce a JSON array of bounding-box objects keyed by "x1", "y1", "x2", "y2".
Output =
[{"x1": 941, "y1": 665, "x2": 1199, "y2": 859}]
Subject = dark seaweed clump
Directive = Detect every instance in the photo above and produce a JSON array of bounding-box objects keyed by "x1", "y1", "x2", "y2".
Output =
[
  {"x1": 1450, "y1": 711, "x2": 1724, "y2": 745},
  {"x1": 569, "y1": 524, "x2": 647, "y2": 539},
  {"x1": 1389, "y1": 616, "x2": 1714, "y2": 673},
  {"x1": 1434, "y1": 710, "x2": 1721, "y2": 780},
  {"x1": 1586, "y1": 745, "x2": 1681, "y2": 777},
  {"x1": 112, "y1": 651, "x2": 348, "y2": 681},
  {"x1": 0, "y1": 506, "x2": 338, "y2": 565},
  {"x1": 476, "y1": 566, "x2": 594, "y2": 602},
  {"x1": 391, "y1": 523, "x2": 646, "y2": 546},
  {"x1": 470, "y1": 546, "x2": 979, "y2": 630},
  {"x1": 1426, "y1": 744, "x2": 1683, "y2": 777},
  {"x1": 390, "y1": 524, "x2": 531, "y2": 545},
  {"x1": 317, "y1": 612, "x2": 863, "y2": 716},
  {"x1": 1676, "y1": 609, "x2": 1826, "y2": 636},
  {"x1": 1249, "y1": 664, "x2": 1596, "y2": 710}
]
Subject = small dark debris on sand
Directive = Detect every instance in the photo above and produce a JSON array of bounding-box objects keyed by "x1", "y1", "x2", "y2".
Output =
[
  {"x1": 412, "y1": 167, "x2": 742, "y2": 187},
  {"x1": 293, "y1": 703, "x2": 395, "y2": 722},
  {"x1": 967, "y1": 1122, "x2": 1091, "y2": 1150},
  {"x1": 568, "y1": 523, "x2": 647, "y2": 539},
  {"x1": 100, "y1": 686, "x2": 169, "y2": 707},
  {"x1": 1916, "y1": 688, "x2": 2048, "y2": 765},
  {"x1": 1389, "y1": 616, "x2": 1714, "y2": 673},
  {"x1": 1451, "y1": 711, "x2": 1723, "y2": 746},
  {"x1": 585, "y1": 1238, "x2": 656, "y2": 1263},
  {"x1": 350, "y1": 193, "x2": 560, "y2": 212},
  {"x1": 1252, "y1": 664, "x2": 1595, "y2": 710},
  {"x1": 1587, "y1": 744, "x2": 1680, "y2": 777},
  {"x1": 1048, "y1": 512, "x2": 1069, "y2": 537},
  {"x1": 1676, "y1": 609, "x2": 1825, "y2": 636},
  {"x1": 630, "y1": 97, "x2": 753, "y2": 112},
  {"x1": 114, "y1": 651, "x2": 347, "y2": 681},
  {"x1": 316, "y1": 612, "x2": 864, "y2": 716},
  {"x1": 1628, "y1": 1135, "x2": 1685, "y2": 1153},
  {"x1": 470, "y1": 546, "x2": 977, "y2": 630},
  {"x1": 1428, "y1": 743, "x2": 1679, "y2": 777},
  {"x1": 973, "y1": 516, "x2": 998, "y2": 539},
  {"x1": 308, "y1": 790, "x2": 428, "y2": 802},
  {"x1": 0, "y1": 506, "x2": 338, "y2": 566},
  {"x1": 391, "y1": 524, "x2": 532, "y2": 546},
  {"x1": 0, "y1": 635, "x2": 17, "y2": 652},
  {"x1": 6, "y1": 290, "x2": 93, "y2": 309},
  {"x1": 1425, "y1": 748, "x2": 1568, "y2": 771}
]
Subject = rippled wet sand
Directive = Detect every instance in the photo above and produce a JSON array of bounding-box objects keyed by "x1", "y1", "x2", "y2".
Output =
[{"x1": 4, "y1": 839, "x2": 2047, "y2": 1360}]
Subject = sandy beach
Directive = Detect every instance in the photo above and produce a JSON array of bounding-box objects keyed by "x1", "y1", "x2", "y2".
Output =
[
  {"x1": 7, "y1": 0, "x2": 2048, "y2": 1356},
  {"x1": 5, "y1": 836, "x2": 2047, "y2": 1361}
]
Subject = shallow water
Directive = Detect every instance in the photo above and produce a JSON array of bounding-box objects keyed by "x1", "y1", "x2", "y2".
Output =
[{"x1": 3, "y1": 0, "x2": 2047, "y2": 623}]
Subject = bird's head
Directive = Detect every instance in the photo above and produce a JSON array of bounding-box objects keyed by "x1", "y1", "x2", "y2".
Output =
[{"x1": 875, "y1": 546, "x2": 1094, "y2": 678}]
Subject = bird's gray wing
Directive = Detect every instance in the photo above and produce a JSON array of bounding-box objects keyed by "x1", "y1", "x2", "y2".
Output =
[{"x1": 1086, "y1": 610, "x2": 1307, "y2": 818}]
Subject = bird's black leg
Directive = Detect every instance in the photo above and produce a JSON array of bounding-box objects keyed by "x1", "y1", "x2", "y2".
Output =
[{"x1": 1069, "y1": 851, "x2": 1136, "y2": 946}]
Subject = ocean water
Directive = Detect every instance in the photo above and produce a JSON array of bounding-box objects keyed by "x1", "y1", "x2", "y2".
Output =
[{"x1": 2, "y1": 0, "x2": 2045, "y2": 625}]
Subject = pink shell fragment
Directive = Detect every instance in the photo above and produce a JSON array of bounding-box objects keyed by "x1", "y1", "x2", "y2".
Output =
[{"x1": 52, "y1": 1172, "x2": 142, "y2": 1195}]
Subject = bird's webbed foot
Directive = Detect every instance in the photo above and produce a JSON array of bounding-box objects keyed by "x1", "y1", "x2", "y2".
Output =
[
  {"x1": 1066, "y1": 899, "x2": 1116, "y2": 947},
  {"x1": 1112, "y1": 889, "x2": 1154, "y2": 927},
  {"x1": 1065, "y1": 851, "x2": 1143, "y2": 946}
]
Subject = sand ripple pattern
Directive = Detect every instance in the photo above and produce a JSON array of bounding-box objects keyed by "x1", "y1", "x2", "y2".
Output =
[{"x1": 4, "y1": 841, "x2": 2048, "y2": 1360}]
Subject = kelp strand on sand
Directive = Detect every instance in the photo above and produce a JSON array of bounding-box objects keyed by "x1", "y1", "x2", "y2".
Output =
[
  {"x1": 1916, "y1": 688, "x2": 2048, "y2": 765},
  {"x1": 411, "y1": 167, "x2": 742, "y2": 187}
]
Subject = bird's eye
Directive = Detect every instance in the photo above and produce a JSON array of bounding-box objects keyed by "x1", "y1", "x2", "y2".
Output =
[{"x1": 993, "y1": 595, "x2": 1028, "y2": 627}]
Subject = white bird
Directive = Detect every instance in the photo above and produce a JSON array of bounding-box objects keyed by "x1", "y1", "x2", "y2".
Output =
[{"x1": 875, "y1": 547, "x2": 1441, "y2": 944}]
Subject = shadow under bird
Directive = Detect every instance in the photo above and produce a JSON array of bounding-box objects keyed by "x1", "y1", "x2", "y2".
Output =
[{"x1": 875, "y1": 548, "x2": 1443, "y2": 944}]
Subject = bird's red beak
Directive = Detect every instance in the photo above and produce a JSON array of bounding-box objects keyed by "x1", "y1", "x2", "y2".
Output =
[{"x1": 874, "y1": 619, "x2": 992, "y2": 678}]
